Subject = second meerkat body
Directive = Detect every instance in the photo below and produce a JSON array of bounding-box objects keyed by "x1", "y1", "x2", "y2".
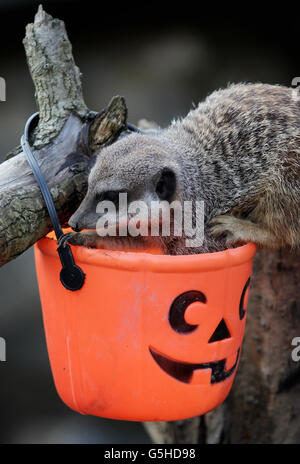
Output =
[{"x1": 62, "y1": 83, "x2": 300, "y2": 254}]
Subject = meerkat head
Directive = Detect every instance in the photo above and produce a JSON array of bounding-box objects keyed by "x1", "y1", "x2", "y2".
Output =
[{"x1": 68, "y1": 132, "x2": 182, "y2": 236}]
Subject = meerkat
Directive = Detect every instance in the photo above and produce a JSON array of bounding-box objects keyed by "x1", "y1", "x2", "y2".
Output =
[{"x1": 59, "y1": 83, "x2": 300, "y2": 255}]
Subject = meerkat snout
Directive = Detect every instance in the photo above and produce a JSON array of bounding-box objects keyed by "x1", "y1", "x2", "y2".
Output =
[{"x1": 69, "y1": 222, "x2": 81, "y2": 233}]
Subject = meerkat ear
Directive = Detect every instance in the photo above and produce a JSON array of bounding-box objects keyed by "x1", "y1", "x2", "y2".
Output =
[{"x1": 88, "y1": 96, "x2": 128, "y2": 153}]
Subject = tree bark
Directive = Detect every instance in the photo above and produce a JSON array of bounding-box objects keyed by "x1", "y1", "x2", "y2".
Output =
[
  {"x1": 144, "y1": 248, "x2": 300, "y2": 444},
  {"x1": 0, "y1": 6, "x2": 127, "y2": 266}
]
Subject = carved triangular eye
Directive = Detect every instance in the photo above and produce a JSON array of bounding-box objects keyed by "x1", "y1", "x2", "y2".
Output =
[{"x1": 209, "y1": 319, "x2": 231, "y2": 343}]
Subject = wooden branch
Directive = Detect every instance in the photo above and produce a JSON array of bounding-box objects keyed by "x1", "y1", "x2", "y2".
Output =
[
  {"x1": 0, "y1": 6, "x2": 127, "y2": 267},
  {"x1": 23, "y1": 5, "x2": 88, "y2": 148},
  {"x1": 89, "y1": 96, "x2": 128, "y2": 151}
]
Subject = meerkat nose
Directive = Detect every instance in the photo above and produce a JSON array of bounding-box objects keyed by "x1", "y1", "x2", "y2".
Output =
[
  {"x1": 68, "y1": 218, "x2": 81, "y2": 232},
  {"x1": 72, "y1": 224, "x2": 81, "y2": 232}
]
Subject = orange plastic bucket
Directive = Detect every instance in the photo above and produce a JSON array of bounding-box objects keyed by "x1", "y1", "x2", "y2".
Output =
[{"x1": 34, "y1": 234, "x2": 256, "y2": 421}]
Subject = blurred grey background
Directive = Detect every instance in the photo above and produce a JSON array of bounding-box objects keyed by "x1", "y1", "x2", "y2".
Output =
[{"x1": 0, "y1": 0, "x2": 297, "y2": 444}]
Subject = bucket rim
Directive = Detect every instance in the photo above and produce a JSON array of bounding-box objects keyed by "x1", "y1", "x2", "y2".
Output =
[{"x1": 35, "y1": 234, "x2": 257, "y2": 273}]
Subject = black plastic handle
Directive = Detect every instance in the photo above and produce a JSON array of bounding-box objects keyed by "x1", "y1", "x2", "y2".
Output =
[{"x1": 21, "y1": 112, "x2": 85, "y2": 291}]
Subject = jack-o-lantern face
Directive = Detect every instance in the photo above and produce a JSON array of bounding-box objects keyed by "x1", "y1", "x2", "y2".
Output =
[
  {"x1": 149, "y1": 279, "x2": 250, "y2": 385},
  {"x1": 35, "y1": 237, "x2": 255, "y2": 422}
]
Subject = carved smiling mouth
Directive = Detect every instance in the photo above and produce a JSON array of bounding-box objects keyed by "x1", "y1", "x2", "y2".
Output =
[{"x1": 149, "y1": 347, "x2": 240, "y2": 384}]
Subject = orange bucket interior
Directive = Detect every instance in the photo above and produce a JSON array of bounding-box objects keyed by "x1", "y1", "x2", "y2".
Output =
[{"x1": 34, "y1": 232, "x2": 256, "y2": 421}]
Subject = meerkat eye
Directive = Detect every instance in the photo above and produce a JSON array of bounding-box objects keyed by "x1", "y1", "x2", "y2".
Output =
[{"x1": 155, "y1": 168, "x2": 176, "y2": 201}]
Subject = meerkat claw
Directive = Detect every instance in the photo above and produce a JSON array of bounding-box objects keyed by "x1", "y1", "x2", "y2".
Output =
[
  {"x1": 57, "y1": 232, "x2": 77, "y2": 248},
  {"x1": 209, "y1": 215, "x2": 231, "y2": 237},
  {"x1": 209, "y1": 215, "x2": 246, "y2": 244}
]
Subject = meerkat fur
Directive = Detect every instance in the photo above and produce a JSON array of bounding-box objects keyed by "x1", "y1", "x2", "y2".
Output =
[{"x1": 60, "y1": 83, "x2": 300, "y2": 255}]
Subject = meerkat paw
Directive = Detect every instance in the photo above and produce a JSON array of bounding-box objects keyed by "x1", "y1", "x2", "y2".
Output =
[
  {"x1": 209, "y1": 215, "x2": 254, "y2": 246},
  {"x1": 209, "y1": 215, "x2": 283, "y2": 248},
  {"x1": 58, "y1": 230, "x2": 102, "y2": 248}
]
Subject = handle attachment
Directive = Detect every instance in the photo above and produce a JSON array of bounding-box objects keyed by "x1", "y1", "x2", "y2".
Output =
[{"x1": 21, "y1": 112, "x2": 85, "y2": 291}]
